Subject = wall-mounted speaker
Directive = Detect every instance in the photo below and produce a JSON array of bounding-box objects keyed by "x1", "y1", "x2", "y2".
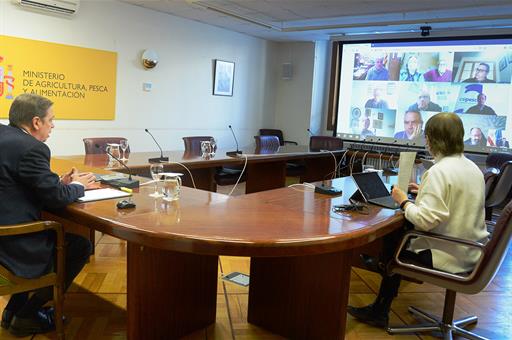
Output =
[{"x1": 282, "y1": 62, "x2": 293, "y2": 80}]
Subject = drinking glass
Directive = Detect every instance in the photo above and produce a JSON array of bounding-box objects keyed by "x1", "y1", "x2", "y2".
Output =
[
  {"x1": 149, "y1": 163, "x2": 164, "y2": 197},
  {"x1": 120, "y1": 140, "x2": 129, "y2": 161},
  {"x1": 209, "y1": 138, "x2": 217, "y2": 157},
  {"x1": 106, "y1": 143, "x2": 121, "y2": 166},
  {"x1": 201, "y1": 141, "x2": 212, "y2": 159},
  {"x1": 162, "y1": 174, "x2": 182, "y2": 201}
]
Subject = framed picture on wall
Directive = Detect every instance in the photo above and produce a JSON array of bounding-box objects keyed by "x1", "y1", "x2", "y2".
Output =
[{"x1": 213, "y1": 60, "x2": 235, "y2": 96}]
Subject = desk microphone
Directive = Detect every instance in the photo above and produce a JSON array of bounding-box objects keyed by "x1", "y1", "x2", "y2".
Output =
[
  {"x1": 145, "y1": 128, "x2": 169, "y2": 163},
  {"x1": 226, "y1": 125, "x2": 243, "y2": 157},
  {"x1": 95, "y1": 144, "x2": 139, "y2": 188}
]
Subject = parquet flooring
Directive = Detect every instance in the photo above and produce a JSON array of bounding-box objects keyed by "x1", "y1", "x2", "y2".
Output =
[{"x1": 1, "y1": 182, "x2": 511, "y2": 339}]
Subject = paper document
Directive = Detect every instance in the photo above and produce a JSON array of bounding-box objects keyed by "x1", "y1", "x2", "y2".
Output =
[
  {"x1": 160, "y1": 172, "x2": 183, "y2": 177},
  {"x1": 77, "y1": 188, "x2": 131, "y2": 202},
  {"x1": 397, "y1": 152, "x2": 417, "y2": 192}
]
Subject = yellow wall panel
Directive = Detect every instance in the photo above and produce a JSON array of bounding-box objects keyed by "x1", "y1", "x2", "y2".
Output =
[{"x1": 0, "y1": 35, "x2": 117, "y2": 120}]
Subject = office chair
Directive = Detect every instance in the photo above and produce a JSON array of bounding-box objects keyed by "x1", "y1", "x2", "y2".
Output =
[
  {"x1": 83, "y1": 137, "x2": 130, "y2": 155},
  {"x1": 259, "y1": 129, "x2": 298, "y2": 146},
  {"x1": 485, "y1": 152, "x2": 512, "y2": 172},
  {"x1": 254, "y1": 135, "x2": 280, "y2": 154},
  {"x1": 485, "y1": 161, "x2": 512, "y2": 224},
  {"x1": 0, "y1": 221, "x2": 65, "y2": 340},
  {"x1": 254, "y1": 136, "x2": 305, "y2": 177},
  {"x1": 309, "y1": 136, "x2": 343, "y2": 152},
  {"x1": 182, "y1": 136, "x2": 245, "y2": 186},
  {"x1": 387, "y1": 200, "x2": 512, "y2": 339}
]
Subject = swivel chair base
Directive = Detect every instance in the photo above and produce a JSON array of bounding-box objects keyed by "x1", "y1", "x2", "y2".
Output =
[{"x1": 387, "y1": 304, "x2": 487, "y2": 340}]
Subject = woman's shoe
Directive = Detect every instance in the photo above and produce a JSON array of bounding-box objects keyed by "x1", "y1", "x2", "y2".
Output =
[
  {"x1": 9, "y1": 309, "x2": 56, "y2": 337},
  {"x1": 1, "y1": 309, "x2": 14, "y2": 329},
  {"x1": 347, "y1": 304, "x2": 389, "y2": 328}
]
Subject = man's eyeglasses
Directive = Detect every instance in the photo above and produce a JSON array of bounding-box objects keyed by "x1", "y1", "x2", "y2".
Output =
[{"x1": 476, "y1": 68, "x2": 488, "y2": 73}]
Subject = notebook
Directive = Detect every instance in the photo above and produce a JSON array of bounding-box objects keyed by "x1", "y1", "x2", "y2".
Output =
[{"x1": 351, "y1": 172, "x2": 399, "y2": 209}]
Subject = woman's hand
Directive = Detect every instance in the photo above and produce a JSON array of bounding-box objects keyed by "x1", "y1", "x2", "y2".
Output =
[
  {"x1": 391, "y1": 186, "x2": 408, "y2": 205},
  {"x1": 408, "y1": 182, "x2": 420, "y2": 194}
]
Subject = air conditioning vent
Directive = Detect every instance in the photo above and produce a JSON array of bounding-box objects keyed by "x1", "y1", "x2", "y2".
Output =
[{"x1": 16, "y1": 0, "x2": 80, "y2": 15}]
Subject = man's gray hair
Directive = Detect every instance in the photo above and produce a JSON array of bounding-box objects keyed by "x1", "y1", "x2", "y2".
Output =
[{"x1": 9, "y1": 94, "x2": 53, "y2": 128}]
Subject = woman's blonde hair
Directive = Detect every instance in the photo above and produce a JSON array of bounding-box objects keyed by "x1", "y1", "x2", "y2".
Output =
[{"x1": 425, "y1": 112, "x2": 464, "y2": 156}]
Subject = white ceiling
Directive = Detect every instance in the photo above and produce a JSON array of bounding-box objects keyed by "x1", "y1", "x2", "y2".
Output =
[{"x1": 119, "y1": 0, "x2": 512, "y2": 41}]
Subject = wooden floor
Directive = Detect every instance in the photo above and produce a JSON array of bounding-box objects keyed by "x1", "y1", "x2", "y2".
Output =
[{"x1": 2, "y1": 183, "x2": 511, "y2": 339}]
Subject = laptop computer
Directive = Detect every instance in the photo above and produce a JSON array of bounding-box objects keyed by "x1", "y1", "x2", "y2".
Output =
[{"x1": 351, "y1": 172, "x2": 399, "y2": 209}]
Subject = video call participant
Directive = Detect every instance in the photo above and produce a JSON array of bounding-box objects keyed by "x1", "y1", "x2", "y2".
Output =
[
  {"x1": 393, "y1": 110, "x2": 423, "y2": 140},
  {"x1": 364, "y1": 88, "x2": 389, "y2": 109},
  {"x1": 463, "y1": 63, "x2": 496, "y2": 83},
  {"x1": 497, "y1": 136, "x2": 510, "y2": 148},
  {"x1": 348, "y1": 112, "x2": 488, "y2": 328},
  {"x1": 399, "y1": 55, "x2": 421, "y2": 81},
  {"x1": 366, "y1": 56, "x2": 389, "y2": 81},
  {"x1": 0, "y1": 94, "x2": 98, "y2": 337},
  {"x1": 464, "y1": 127, "x2": 487, "y2": 146},
  {"x1": 422, "y1": 53, "x2": 453, "y2": 82},
  {"x1": 466, "y1": 93, "x2": 496, "y2": 115},
  {"x1": 360, "y1": 116, "x2": 375, "y2": 137},
  {"x1": 408, "y1": 91, "x2": 442, "y2": 112}
]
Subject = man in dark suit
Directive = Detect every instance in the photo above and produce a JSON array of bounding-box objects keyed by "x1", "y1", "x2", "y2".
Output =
[
  {"x1": 0, "y1": 94, "x2": 97, "y2": 337},
  {"x1": 464, "y1": 127, "x2": 487, "y2": 147}
]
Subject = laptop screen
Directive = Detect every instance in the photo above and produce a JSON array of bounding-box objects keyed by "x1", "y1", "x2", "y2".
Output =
[{"x1": 352, "y1": 172, "x2": 390, "y2": 199}]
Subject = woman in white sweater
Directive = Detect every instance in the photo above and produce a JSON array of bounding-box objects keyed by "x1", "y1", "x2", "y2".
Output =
[{"x1": 348, "y1": 112, "x2": 488, "y2": 328}]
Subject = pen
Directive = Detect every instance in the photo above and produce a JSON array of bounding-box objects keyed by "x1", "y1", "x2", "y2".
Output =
[{"x1": 119, "y1": 187, "x2": 133, "y2": 194}]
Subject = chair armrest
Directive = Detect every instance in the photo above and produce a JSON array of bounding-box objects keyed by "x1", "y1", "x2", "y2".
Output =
[
  {"x1": 392, "y1": 230, "x2": 486, "y2": 282},
  {"x1": 402, "y1": 230, "x2": 486, "y2": 249},
  {"x1": 284, "y1": 140, "x2": 298, "y2": 145},
  {"x1": 0, "y1": 221, "x2": 62, "y2": 237}
]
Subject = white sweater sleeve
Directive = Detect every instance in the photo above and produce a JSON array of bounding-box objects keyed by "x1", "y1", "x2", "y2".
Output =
[{"x1": 404, "y1": 171, "x2": 450, "y2": 231}]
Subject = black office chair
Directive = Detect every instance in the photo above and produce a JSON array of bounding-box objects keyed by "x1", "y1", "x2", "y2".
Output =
[
  {"x1": 254, "y1": 135, "x2": 280, "y2": 154},
  {"x1": 257, "y1": 134, "x2": 304, "y2": 177},
  {"x1": 485, "y1": 161, "x2": 512, "y2": 224},
  {"x1": 387, "y1": 200, "x2": 512, "y2": 339},
  {"x1": 485, "y1": 152, "x2": 512, "y2": 173},
  {"x1": 259, "y1": 129, "x2": 298, "y2": 146}
]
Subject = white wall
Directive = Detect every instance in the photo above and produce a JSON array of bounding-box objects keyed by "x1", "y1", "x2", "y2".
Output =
[
  {"x1": 272, "y1": 42, "x2": 315, "y2": 145},
  {"x1": 0, "y1": 0, "x2": 276, "y2": 155},
  {"x1": 311, "y1": 40, "x2": 331, "y2": 136}
]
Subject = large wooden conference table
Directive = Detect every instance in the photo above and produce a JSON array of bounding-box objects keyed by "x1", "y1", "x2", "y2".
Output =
[
  {"x1": 48, "y1": 156, "x2": 405, "y2": 339},
  {"x1": 58, "y1": 145, "x2": 343, "y2": 193}
]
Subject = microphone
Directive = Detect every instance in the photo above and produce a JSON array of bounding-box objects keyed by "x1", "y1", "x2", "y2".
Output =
[
  {"x1": 307, "y1": 128, "x2": 314, "y2": 136},
  {"x1": 96, "y1": 144, "x2": 139, "y2": 188},
  {"x1": 145, "y1": 128, "x2": 169, "y2": 163},
  {"x1": 226, "y1": 125, "x2": 243, "y2": 157}
]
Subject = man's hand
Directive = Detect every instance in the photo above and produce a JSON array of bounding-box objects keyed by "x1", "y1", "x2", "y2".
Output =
[
  {"x1": 71, "y1": 172, "x2": 99, "y2": 190},
  {"x1": 60, "y1": 167, "x2": 77, "y2": 185},
  {"x1": 391, "y1": 186, "x2": 408, "y2": 205},
  {"x1": 410, "y1": 123, "x2": 422, "y2": 139}
]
